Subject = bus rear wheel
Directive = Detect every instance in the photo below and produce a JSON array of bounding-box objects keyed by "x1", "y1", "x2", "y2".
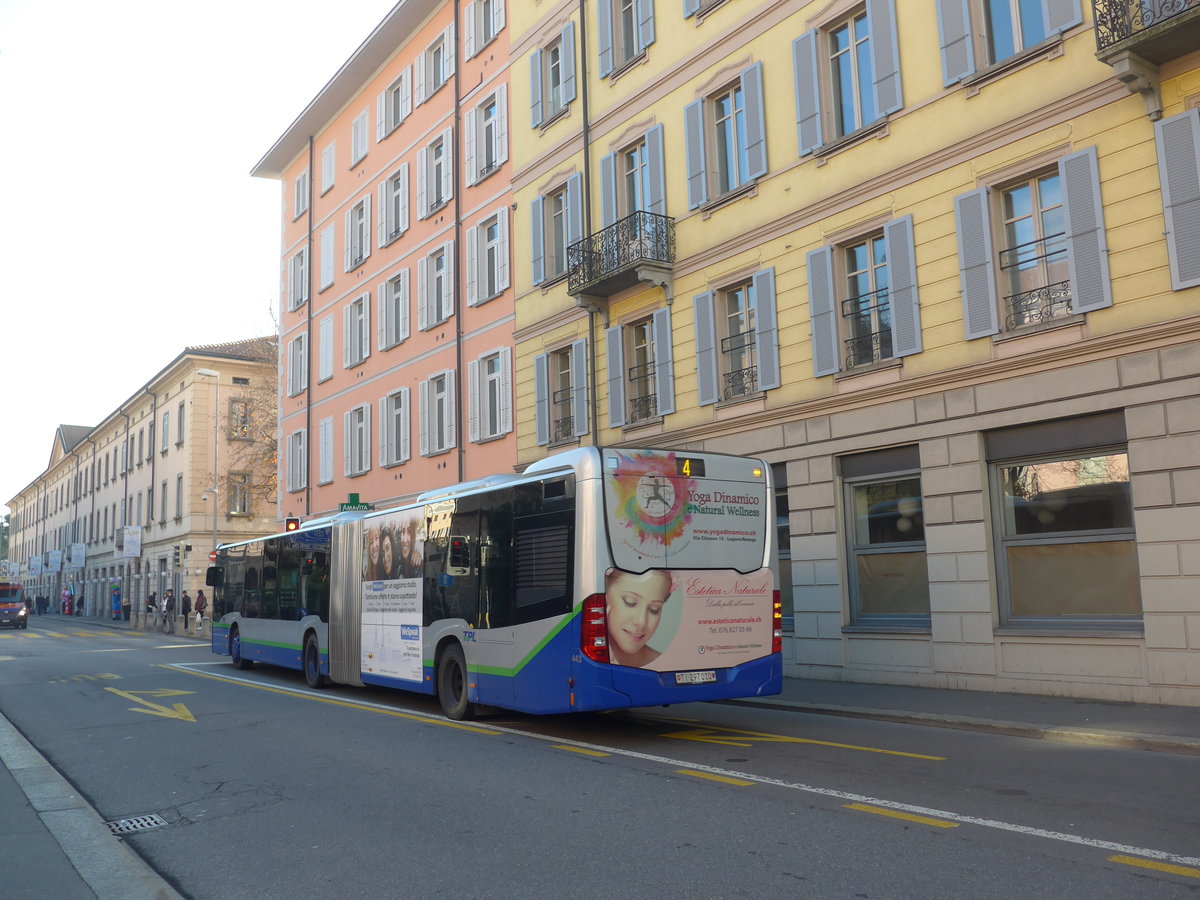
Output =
[
  {"x1": 437, "y1": 644, "x2": 475, "y2": 721},
  {"x1": 230, "y1": 626, "x2": 253, "y2": 670},
  {"x1": 303, "y1": 633, "x2": 327, "y2": 688}
]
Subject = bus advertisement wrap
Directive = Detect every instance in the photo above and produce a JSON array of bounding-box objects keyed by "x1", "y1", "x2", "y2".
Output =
[
  {"x1": 361, "y1": 578, "x2": 423, "y2": 682},
  {"x1": 604, "y1": 566, "x2": 772, "y2": 670}
]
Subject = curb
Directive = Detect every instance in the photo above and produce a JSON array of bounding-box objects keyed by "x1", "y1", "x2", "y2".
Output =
[
  {"x1": 725, "y1": 697, "x2": 1200, "y2": 756},
  {"x1": 0, "y1": 712, "x2": 184, "y2": 900}
]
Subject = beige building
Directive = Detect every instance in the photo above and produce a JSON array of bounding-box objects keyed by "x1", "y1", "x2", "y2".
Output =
[
  {"x1": 7, "y1": 339, "x2": 278, "y2": 619},
  {"x1": 508, "y1": 1, "x2": 1200, "y2": 704}
]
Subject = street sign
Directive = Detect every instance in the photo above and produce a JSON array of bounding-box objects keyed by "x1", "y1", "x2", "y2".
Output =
[{"x1": 209, "y1": 550, "x2": 218, "y2": 562}]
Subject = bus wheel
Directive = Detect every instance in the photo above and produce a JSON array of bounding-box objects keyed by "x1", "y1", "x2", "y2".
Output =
[
  {"x1": 303, "y1": 633, "x2": 327, "y2": 688},
  {"x1": 230, "y1": 626, "x2": 253, "y2": 670},
  {"x1": 437, "y1": 644, "x2": 475, "y2": 721}
]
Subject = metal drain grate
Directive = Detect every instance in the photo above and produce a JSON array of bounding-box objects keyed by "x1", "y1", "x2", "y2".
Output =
[{"x1": 105, "y1": 814, "x2": 168, "y2": 835}]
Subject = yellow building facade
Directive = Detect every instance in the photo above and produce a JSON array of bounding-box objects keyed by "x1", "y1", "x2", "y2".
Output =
[{"x1": 511, "y1": 0, "x2": 1200, "y2": 703}]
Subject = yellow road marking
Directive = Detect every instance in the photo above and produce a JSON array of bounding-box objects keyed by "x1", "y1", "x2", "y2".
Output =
[
  {"x1": 677, "y1": 769, "x2": 754, "y2": 786},
  {"x1": 1110, "y1": 855, "x2": 1200, "y2": 880},
  {"x1": 845, "y1": 803, "x2": 959, "y2": 828},
  {"x1": 164, "y1": 665, "x2": 502, "y2": 734},
  {"x1": 106, "y1": 687, "x2": 197, "y2": 723},
  {"x1": 663, "y1": 726, "x2": 944, "y2": 760},
  {"x1": 555, "y1": 745, "x2": 610, "y2": 757}
]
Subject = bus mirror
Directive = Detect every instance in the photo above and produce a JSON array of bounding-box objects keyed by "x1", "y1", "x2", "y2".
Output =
[{"x1": 205, "y1": 566, "x2": 224, "y2": 587}]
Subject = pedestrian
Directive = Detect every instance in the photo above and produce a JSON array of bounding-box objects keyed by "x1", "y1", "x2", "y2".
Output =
[
  {"x1": 111, "y1": 584, "x2": 122, "y2": 621},
  {"x1": 194, "y1": 590, "x2": 208, "y2": 630},
  {"x1": 60, "y1": 588, "x2": 70, "y2": 615},
  {"x1": 180, "y1": 590, "x2": 192, "y2": 629},
  {"x1": 146, "y1": 591, "x2": 157, "y2": 626},
  {"x1": 163, "y1": 589, "x2": 176, "y2": 634}
]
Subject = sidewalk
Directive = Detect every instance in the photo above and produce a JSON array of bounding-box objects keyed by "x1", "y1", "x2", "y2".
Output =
[{"x1": 729, "y1": 676, "x2": 1200, "y2": 755}]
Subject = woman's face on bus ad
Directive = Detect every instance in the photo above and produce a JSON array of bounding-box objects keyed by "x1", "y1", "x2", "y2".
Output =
[
  {"x1": 367, "y1": 530, "x2": 380, "y2": 571},
  {"x1": 605, "y1": 570, "x2": 670, "y2": 663},
  {"x1": 381, "y1": 532, "x2": 394, "y2": 576}
]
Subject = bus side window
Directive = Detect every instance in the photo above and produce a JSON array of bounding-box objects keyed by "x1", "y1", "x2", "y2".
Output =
[{"x1": 512, "y1": 510, "x2": 573, "y2": 625}]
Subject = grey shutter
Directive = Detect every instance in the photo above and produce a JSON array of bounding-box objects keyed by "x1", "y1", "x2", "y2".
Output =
[
  {"x1": 466, "y1": 223, "x2": 479, "y2": 306},
  {"x1": 571, "y1": 338, "x2": 589, "y2": 437},
  {"x1": 464, "y1": 0, "x2": 477, "y2": 59},
  {"x1": 376, "y1": 92, "x2": 386, "y2": 141},
  {"x1": 684, "y1": 99, "x2": 708, "y2": 209},
  {"x1": 342, "y1": 305, "x2": 352, "y2": 368},
  {"x1": 693, "y1": 292, "x2": 718, "y2": 405},
  {"x1": 652, "y1": 306, "x2": 675, "y2": 416},
  {"x1": 400, "y1": 387, "x2": 411, "y2": 463},
  {"x1": 561, "y1": 22, "x2": 577, "y2": 103},
  {"x1": 418, "y1": 379, "x2": 429, "y2": 456},
  {"x1": 566, "y1": 172, "x2": 583, "y2": 245},
  {"x1": 807, "y1": 247, "x2": 840, "y2": 377},
  {"x1": 377, "y1": 283, "x2": 387, "y2": 350},
  {"x1": 398, "y1": 269, "x2": 410, "y2": 342},
  {"x1": 534, "y1": 353, "x2": 550, "y2": 445},
  {"x1": 379, "y1": 398, "x2": 390, "y2": 465},
  {"x1": 468, "y1": 359, "x2": 481, "y2": 442},
  {"x1": 499, "y1": 346, "x2": 513, "y2": 435},
  {"x1": 752, "y1": 268, "x2": 780, "y2": 391},
  {"x1": 495, "y1": 83, "x2": 508, "y2": 166},
  {"x1": 636, "y1": 0, "x2": 655, "y2": 51},
  {"x1": 884, "y1": 215, "x2": 922, "y2": 357},
  {"x1": 445, "y1": 369, "x2": 457, "y2": 450},
  {"x1": 530, "y1": 48, "x2": 544, "y2": 128},
  {"x1": 598, "y1": 0, "x2": 614, "y2": 77},
  {"x1": 936, "y1": 0, "x2": 975, "y2": 86},
  {"x1": 417, "y1": 256, "x2": 429, "y2": 330},
  {"x1": 530, "y1": 196, "x2": 545, "y2": 285},
  {"x1": 600, "y1": 153, "x2": 617, "y2": 228},
  {"x1": 416, "y1": 145, "x2": 428, "y2": 218},
  {"x1": 741, "y1": 62, "x2": 767, "y2": 180},
  {"x1": 867, "y1": 0, "x2": 902, "y2": 116},
  {"x1": 1059, "y1": 146, "x2": 1112, "y2": 314},
  {"x1": 343, "y1": 410, "x2": 352, "y2": 476},
  {"x1": 792, "y1": 31, "x2": 822, "y2": 156},
  {"x1": 497, "y1": 208, "x2": 510, "y2": 292},
  {"x1": 464, "y1": 106, "x2": 478, "y2": 186},
  {"x1": 646, "y1": 123, "x2": 666, "y2": 215},
  {"x1": 1044, "y1": 0, "x2": 1082, "y2": 33},
  {"x1": 1155, "y1": 109, "x2": 1200, "y2": 290},
  {"x1": 440, "y1": 127, "x2": 453, "y2": 203},
  {"x1": 954, "y1": 187, "x2": 999, "y2": 339},
  {"x1": 683, "y1": 0, "x2": 701, "y2": 17},
  {"x1": 377, "y1": 181, "x2": 388, "y2": 246},
  {"x1": 606, "y1": 325, "x2": 626, "y2": 428},
  {"x1": 444, "y1": 23, "x2": 456, "y2": 79}
]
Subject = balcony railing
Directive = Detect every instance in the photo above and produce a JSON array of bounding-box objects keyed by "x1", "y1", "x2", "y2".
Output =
[
  {"x1": 551, "y1": 388, "x2": 575, "y2": 443},
  {"x1": 1094, "y1": 0, "x2": 1200, "y2": 60},
  {"x1": 1004, "y1": 280, "x2": 1073, "y2": 330},
  {"x1": 567, "y1": 210, "x2": 675, "y2": 296},
  {"x1": 627, "y1": 362, "x2": 657, "y2": 424},
  {"x1": 844, "y1": 329, "x2": 894, "y2": 369}
]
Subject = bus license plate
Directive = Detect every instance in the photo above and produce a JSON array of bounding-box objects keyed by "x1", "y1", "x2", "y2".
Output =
[{"x1": 675, "y1": 670, "x2": 716, "y2": 685}]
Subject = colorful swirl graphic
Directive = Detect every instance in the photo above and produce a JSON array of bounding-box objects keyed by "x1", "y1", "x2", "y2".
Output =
[{"x1": 609, "y1": 451, "x2": 695, "y2": 548}]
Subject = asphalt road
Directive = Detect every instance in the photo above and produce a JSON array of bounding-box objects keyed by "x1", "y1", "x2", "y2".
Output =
[{"x1": 1, "y1": 618, "x2": 1197, "y2": 898}]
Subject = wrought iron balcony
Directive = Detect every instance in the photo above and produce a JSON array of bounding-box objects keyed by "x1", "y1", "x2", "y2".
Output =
[
  {"x1": 1004, "y1": 281, "x2": 1073, "y2": 330},
  {"x1": 567, "y1": 210, "x2": 675, "y2": 297},
  {"x1": 1093, "y1": 0, "x2": 1200, "y2": 63},
  {"x1": 844, "y1": 329, "x2": 894, "y2": 369},
  {"x1": 627, "y1": 362, "x2": 658, "y2": 424}
]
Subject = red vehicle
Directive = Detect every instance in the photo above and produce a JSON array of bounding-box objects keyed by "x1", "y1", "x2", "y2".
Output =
[{"x1": 0, "y1": 582, "x2": 28, "y2": 629}]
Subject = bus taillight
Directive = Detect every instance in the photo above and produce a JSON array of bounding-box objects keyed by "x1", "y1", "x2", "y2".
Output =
[
  {"x1": 581, "y1": 593, "x2": 610, "y2": 664},
  {"x1": 772, "y1": 591, "x2": 783, "y2": 655}
]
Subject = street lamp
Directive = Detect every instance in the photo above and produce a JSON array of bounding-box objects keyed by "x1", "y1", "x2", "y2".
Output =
[{"x1": 196, "y1": 369, "x2": 221, "y2": 571}]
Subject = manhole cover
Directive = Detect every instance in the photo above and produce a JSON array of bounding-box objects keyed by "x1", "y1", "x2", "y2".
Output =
[{"x1": 105, "y1": 814, "x2": 167, "y2": 835}]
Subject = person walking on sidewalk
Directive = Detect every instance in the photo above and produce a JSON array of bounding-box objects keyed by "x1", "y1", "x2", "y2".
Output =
[
  {"x1": 180, "y1": 591, "x2": 192, "y2": 630},
  {"x1": 194, "y1": 590, "x2": 208, "y2": 631},
  {"x1": 163, "y1": 590, "x2": 177, "y2": 634}
]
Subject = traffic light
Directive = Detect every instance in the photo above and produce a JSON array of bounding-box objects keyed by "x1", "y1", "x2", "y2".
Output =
[
  {"x1": 172, "y1": 544, "x2": 181, "y2": 568},
  {"x1": 284, "y1": 517, "x2": 301, "y2": 532}
]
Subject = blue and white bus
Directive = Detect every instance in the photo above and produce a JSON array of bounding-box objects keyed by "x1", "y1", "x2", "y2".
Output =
[{"x1": 209, "y1": 447, "x2": 781, "y2": 718}]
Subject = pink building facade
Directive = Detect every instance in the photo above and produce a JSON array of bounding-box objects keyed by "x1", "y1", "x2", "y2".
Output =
[{"x1": 254, "y1": 0, "x2": 515, "y2": 521}]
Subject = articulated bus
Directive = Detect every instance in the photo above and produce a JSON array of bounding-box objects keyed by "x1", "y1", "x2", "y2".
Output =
[
  {"x1": 0, "y1": 581, "x2": 28, "y2": 629},
  {"x1": 208, "y1": 447, "x2": 781, "y2": 719}
]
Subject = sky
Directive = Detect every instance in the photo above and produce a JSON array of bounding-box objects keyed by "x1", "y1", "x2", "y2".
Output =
[{"x1": 0, "y1": 0, "x2": 400, "y2": 515}]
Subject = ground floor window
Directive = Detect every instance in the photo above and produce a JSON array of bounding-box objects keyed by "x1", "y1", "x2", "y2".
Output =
[
  {"x1": 987, "y1": 412, "x2": 1141, "y2": 627},
  {"x1": 842, "y1": 446, "x2": 928, "y2": 626}
]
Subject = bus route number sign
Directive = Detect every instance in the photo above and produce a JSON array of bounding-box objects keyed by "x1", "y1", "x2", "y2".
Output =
[{"x1": 677, "y1": 458, "x2": 705, "y2": 478}]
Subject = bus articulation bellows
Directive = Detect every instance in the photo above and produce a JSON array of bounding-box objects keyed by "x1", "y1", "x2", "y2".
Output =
[{"x1": 208, "y1": 447, "x2": 782, "y2": 718}]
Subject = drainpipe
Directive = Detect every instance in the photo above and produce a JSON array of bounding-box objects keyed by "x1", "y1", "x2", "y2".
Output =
[
  {"x1": 453, "y1": 0, "x2": 465, "y2": 483},
  {"x1": 578, "y1": 0, "x2": 598, "y2": 442},
  {"x1": 305, "y1": 135, "x2": 315, "y2": 517}
]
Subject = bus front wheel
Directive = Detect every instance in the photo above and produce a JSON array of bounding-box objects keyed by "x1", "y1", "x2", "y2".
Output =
[
  {"x1": 230, "y1": 626, "x2": 253, "y2": 670},
  {"x1": 437, "y1": 644, "x2": 475, "y2": 721},
  {"x1": 303, "y1": 633, "x2": 327, "y2": 688}
]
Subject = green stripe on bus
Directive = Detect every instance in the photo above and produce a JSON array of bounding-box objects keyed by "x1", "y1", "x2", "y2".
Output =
[{"x1": 424, "y1": 608, "x2": 581, "y2": 679}]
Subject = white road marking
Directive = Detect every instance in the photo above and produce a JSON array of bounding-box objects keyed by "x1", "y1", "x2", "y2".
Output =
[{"x1": 163, "y1": 662, "x2": 1200, "y2": 869}]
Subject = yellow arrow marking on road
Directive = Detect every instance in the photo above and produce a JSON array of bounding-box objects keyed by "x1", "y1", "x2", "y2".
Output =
[
  {"x1": 105, "y1": 687, "x2": 197, "y2": 723},
  {"x1": 661, "y1": 727, "x2": 944, "y2": 760}
]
